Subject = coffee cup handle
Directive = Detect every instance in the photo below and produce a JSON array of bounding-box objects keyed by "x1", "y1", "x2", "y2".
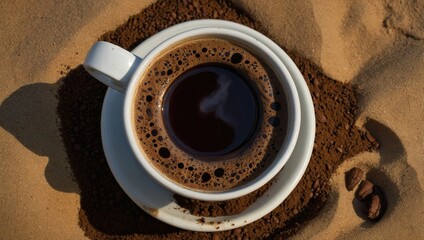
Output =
[{"x1": 83, "y1": 41, "x2": 141, "y2": 93}]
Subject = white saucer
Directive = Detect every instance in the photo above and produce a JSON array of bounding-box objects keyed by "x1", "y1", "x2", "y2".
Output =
[{"x1": 101, "y1": 20, "x2": 315, "y2": 232}]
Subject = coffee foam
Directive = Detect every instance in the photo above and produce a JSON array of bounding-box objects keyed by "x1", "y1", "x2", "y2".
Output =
[{"x1": 133, "y1": 38, "x2": 288, "y2": 191}]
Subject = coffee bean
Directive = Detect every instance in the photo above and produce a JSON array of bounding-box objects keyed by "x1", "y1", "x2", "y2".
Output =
[
  {"x1": 357, "y1": 179, "x2": 374, "y2": 200},
  {"x1": 369, "y1": 185, "x2": 387, "y2": 221},
  {"x1": 345, "y1": 167, "x2": 363, "y2": 191},
  {"x1": 368, "y1": 194, "x2": 381, "y2": 220}
]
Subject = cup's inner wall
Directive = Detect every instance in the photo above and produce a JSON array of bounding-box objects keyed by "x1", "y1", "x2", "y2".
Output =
[{"x1": 132, "y1": 36, "x2": 290, "y2": 192}]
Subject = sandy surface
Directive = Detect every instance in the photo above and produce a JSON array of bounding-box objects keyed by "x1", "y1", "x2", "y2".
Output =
[{"x1": 1, "y1": 0, "x2": 423, "y2": 239}]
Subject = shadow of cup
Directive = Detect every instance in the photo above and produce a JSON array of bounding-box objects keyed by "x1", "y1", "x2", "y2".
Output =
[{"x1": 0, "y1": 82, "x2": 78, "y2": 193}]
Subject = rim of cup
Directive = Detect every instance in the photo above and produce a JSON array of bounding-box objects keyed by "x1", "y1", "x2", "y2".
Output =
[{"x1": 123, "y1": 27, "x2": 301, "y2": 201}]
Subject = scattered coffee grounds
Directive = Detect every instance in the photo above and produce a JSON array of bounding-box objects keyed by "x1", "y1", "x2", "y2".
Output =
[{"x1": 57, "y1": 0, "x2": 378, "y2": 239}]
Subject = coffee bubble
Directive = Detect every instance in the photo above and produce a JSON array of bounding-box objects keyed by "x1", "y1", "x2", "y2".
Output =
[
  {"x1": 230, "y1": 53, "x2": 243, "y2": 64},
  {"x1": 158, "y1": 147, "x2": 170, "y2": 158},
  {"x1": 214, "y1": 168, "x2": 225, "y2": 177},
  {"x1": 268, "y1": 117, "x2": 280, "y2": 127},
  {"x1": 271, "y1": 102, "x2": 281, "y2": 111}
]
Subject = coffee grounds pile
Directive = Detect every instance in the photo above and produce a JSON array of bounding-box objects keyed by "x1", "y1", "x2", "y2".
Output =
[{"x1": 57, "y1": 0, "x2": 378, "y2": 239}]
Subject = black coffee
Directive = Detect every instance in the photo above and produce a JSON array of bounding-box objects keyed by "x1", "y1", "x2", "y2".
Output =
[
  {"x1": 133, "y1": 38, "x2": 288, "y2": 191},
  {"x1": 163, "y1": 64, "x2": 259, "y2": 158}
]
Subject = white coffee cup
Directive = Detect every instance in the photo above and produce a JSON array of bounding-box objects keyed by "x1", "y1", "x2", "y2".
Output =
[{"x1": 83, "y1": 25, "x2": 301, "y2": 201}]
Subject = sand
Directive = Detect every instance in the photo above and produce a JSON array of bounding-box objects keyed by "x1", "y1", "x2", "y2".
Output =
[{"x1": 0, "y1": 0, "x2": 423, "y2": 239}]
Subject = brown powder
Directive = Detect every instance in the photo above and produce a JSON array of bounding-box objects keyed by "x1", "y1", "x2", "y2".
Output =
[{"x1": 56, "y1": 0, "x2": 378, "y2": 239}]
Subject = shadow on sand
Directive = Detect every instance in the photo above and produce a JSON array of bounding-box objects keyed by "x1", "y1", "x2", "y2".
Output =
[{"x1": 0, "y1": 82, "x2": 78, "y2": 193}]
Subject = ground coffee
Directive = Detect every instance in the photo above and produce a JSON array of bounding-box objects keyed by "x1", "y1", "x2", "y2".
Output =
[{"x1": 57, "y1": 0, "x2": 378, "y2": 239}]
